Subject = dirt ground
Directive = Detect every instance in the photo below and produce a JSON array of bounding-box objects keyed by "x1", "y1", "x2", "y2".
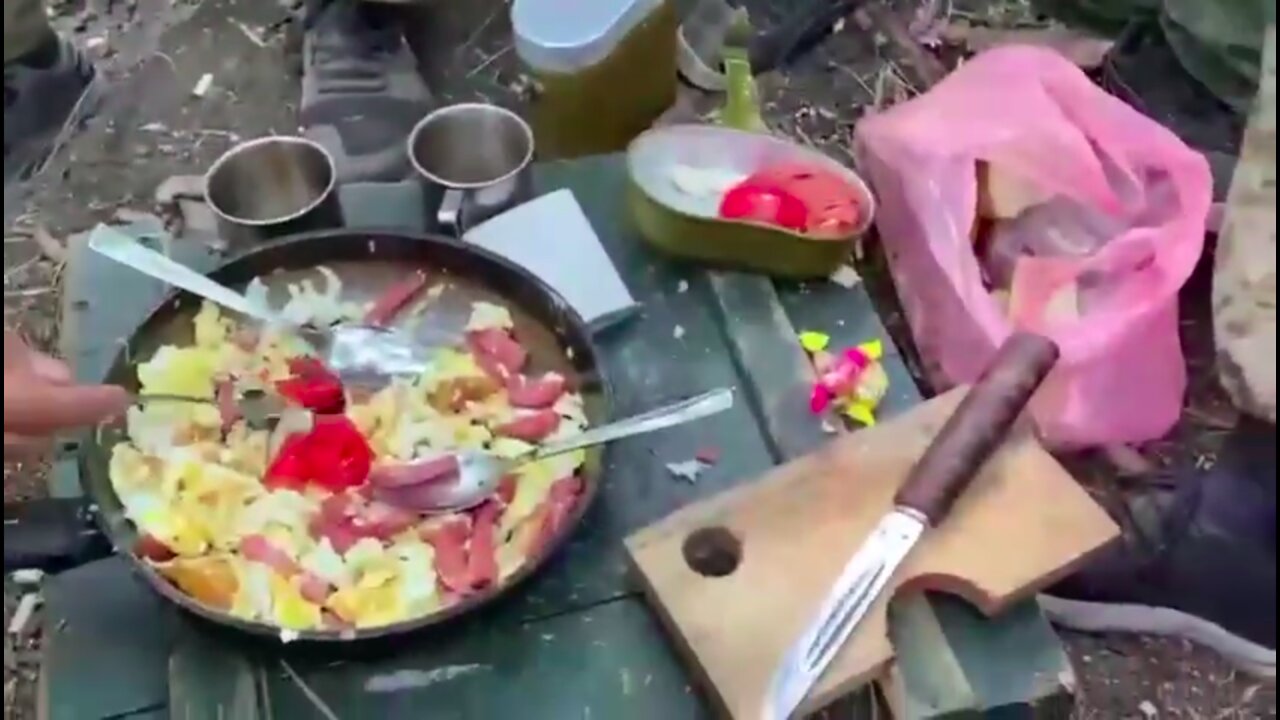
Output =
[{"x1": 3, "y1": 0, "x2": 1276, "y2": 718}]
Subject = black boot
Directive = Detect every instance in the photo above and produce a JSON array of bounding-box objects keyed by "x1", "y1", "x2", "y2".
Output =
[
  {"x1": 1042, "y1": 418, "x2": 1277, "y2": 678},
  {"x1": 4, "y1": 34, "x2": 100, "y2": 187},
  {"x1": 300, "y1": 0, "x2": 434, "y2": 184}
]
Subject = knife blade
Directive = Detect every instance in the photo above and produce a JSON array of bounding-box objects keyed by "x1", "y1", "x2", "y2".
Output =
[{"x1": 765, "y1": 332, "x2": 1060, "y2": 719}]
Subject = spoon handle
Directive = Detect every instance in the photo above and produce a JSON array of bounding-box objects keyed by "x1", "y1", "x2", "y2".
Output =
[
  {"x1": 132, "y1": 393, "x2": 213, "y2": 406},
  {"x1": 89, "y1": 226, "x2": 279, "y2": 325},
  {"x1": 534, "y1": 388, "x2": 735, "y2": 460}
]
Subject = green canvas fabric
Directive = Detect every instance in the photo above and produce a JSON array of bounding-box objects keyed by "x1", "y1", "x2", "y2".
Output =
[
  {"x1": 1163, "y1": 0, "x2": 1272, "y2": 111},
  {"x1": 1035, "y1": 0, "x2": 1270, "y2": 109}
]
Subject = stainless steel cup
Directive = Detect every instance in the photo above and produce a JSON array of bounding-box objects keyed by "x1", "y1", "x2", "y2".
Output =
[
  {"x1": 204, "y1": 136, "x2": 344, "y2": 247},
  {"x1": 408, "y1": 103, "x2": 535, "y2": 236}
]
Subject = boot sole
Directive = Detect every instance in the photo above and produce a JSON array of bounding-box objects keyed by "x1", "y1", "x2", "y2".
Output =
[{"x1": 1039, "y1": 595, "x2": 1277, "y2": 679}]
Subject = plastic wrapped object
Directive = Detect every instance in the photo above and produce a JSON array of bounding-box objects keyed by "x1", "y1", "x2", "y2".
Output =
[
  {"x1": 513, "y1": 0, "x2": 677, "y2": 159},
  {"x1": 856, "y1": 46, "x2": 1212, "y2": 448}
]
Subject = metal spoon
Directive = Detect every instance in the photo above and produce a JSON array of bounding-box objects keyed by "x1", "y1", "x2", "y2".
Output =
[
  {"x1": 130, "y1": 391, "x2": 287, "y2": 431},
  {"x1": 88, "y1": 227, "x2": 434, "y2": 380},
  {"x1": 370, "y1": 388, "x2": 736, "y2": 513}
]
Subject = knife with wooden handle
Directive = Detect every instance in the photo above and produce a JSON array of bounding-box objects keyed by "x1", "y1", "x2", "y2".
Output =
[{"x1": 765, "y1": 332, "x2": 1060, "y2": 719}]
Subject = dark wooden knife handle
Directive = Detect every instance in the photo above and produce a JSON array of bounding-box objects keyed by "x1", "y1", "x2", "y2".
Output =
[{"x1": 893, "y1": 333, "x2": 1059, "y2": 526}]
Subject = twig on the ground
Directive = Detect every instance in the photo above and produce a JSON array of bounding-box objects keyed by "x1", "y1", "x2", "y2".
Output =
[
  {"x1": 4, "y1": 287, "x2": 55, "y2": 300},
  {"x1": 29, "y1": 224, "x2": 67, "y2": 264},
  {"x1": 231, "y1": 20, "x2": 269, "y2": 48},
  {"x1": 872, "y1": 65, "x2": 891, "y2": 109},
  {"x1": 6, "y1": 594, "x2": 41, "y2": 639},
  {"x1": 3, "y1": 257, "x2": 39, "y2": 285},
  {"x1": 467, "y1": 45, "x2": 512, "y2": 78},
  {"x1": 460, "y1": 6, "x2": 502, "y2": 55},
  {"x1": 854, "y1": 3, "x2": 945, "y2": 89},
  {"x1": 831, "y1": 61, "x2": 878, "y2": 103},
  {"x1": 280, "y1": 660, "x2": 342, "y2": 720},
  {"x1": 790, "y1": 122, "x2": 819, "y2": 148}
]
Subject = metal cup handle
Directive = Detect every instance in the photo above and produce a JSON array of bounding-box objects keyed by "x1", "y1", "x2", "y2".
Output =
[{"x1": 438, "y1": 188, "x2": 471, "y2": 237}]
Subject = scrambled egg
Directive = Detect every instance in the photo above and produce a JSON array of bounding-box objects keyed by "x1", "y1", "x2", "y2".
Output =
[
  {"x1": 110, "y1": 293, "x2": 591, "y2": 633},
  {"x1": 138, "y1": 346, "x2": 220, "y2": 399},
  {"x1": 465, "y1": 301, "x2": 514, "y2": 332}
]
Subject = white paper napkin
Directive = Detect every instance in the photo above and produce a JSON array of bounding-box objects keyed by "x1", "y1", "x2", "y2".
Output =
[{"x1": 463, "y1": 190, "x2": 639, "y2": 329}]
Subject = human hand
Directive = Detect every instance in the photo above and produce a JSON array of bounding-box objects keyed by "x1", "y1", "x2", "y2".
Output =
[{"x1": 4, "y1": 331, "x2": 129, "y2": 455}]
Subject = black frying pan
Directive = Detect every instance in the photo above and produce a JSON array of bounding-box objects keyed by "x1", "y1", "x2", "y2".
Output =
[{"x1": 59, "y1": 228, "x2": 610, "y2": 642}]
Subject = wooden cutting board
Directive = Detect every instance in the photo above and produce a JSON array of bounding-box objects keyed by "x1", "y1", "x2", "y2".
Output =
[{"x1": 625, "y1": 389, "x2": 1118, "y2": 718}]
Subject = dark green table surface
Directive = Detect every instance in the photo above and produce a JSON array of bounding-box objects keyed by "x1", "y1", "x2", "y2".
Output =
[{"x1": 43, "y1": 154, "x2": 1075, "y2": 720}]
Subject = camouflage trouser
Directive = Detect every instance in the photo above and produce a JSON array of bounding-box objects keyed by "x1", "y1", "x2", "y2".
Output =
[
  {"x1": 4, "y1": 0, "x2": 50, "y2": 65},
  {"x1": 1214, "y1": 27, "x2": 1277, "y2": 423},
  {"x1": 1034, "y1": 0, "x2": 1272, "y2": 111}
]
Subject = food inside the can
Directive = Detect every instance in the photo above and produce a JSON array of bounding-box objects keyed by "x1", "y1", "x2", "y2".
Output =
[
  {"x1": 107, "y1": 268, "x2": 588, "y2": 635},
  {"x1": 666, "y1": 161, "x2": 864, "y2": 237}
]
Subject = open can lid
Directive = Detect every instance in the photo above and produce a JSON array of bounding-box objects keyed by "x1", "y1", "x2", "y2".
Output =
[{"x1": 513, "y1": 0, "x2": 665, "y2": 74}]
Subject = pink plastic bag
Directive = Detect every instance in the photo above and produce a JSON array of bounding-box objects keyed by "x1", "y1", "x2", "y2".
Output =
[{"x1": 855, "y1": 46, "x2": 1212, "y2": 448}]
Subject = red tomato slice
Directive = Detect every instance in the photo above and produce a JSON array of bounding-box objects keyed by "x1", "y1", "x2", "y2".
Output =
[
  {"x1": 264, "y1": 436, "x2": 311, "y2": 491},
  {"x1": 506, "y1": 372, "x2": 566, "y2": 409},
  {"x1": 720, "y1": 181, "x2": 809, "y2": 231},
  {"x1": 276, "y1": 358, "x2": 347, "y2": 414},
  {"x1": 495, "y1": 410, "x2": 561, "y2": 442},
  {"x1": 466, "y1": 329, "x2": 528, "y2": 380},
  {"x1": 282, "y1": 416, "x2": 373, "y2": 493},
  {"x1": 720, "y1": 164, "x2": 862, "y2": 236}
]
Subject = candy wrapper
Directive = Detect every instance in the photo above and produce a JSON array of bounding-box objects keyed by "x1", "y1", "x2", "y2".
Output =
[{"x1": 799, "y1": 332, "x2": 889, "y2": 426}]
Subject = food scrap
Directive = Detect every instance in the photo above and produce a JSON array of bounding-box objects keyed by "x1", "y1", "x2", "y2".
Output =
[
  {"x1": 694, "y1": 446, "x2": 721, "y2": 465},
  {"x1": 799, "y1": 332, "x2": 889, "y2": 427},
  {"x1": 107, "y1": 274, "x2": 591, "y2": 633},
  {"x1": 666, "y1": 460, "x2": 707, "y2": 484}
]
